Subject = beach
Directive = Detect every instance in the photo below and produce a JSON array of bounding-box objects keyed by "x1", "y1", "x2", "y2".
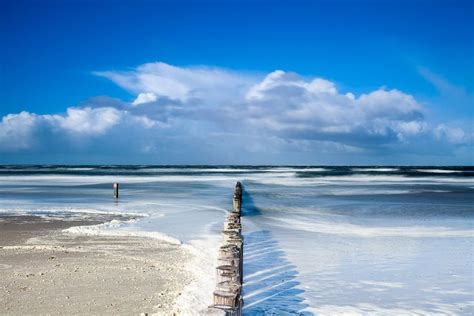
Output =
[
  {"x1": 0, "y1": 213, "x2": 191, "y2": 315},
  {"x1": 0, "y1": 165, "x2": 473, "y2": 315}
]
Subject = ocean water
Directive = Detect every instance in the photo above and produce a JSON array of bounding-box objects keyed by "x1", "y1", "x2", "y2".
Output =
[{"x1": 0, "y1": 165, "x2": 473, "y2": 315}]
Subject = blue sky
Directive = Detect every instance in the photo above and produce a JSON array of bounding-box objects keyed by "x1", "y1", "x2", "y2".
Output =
[{"x1": 0, "y1": 0, "x2": 473, "y2": 164}]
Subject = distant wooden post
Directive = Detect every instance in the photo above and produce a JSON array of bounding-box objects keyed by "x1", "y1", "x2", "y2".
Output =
[{"x1": 113, "y1": 183, "x2": 119, "y2": 198}]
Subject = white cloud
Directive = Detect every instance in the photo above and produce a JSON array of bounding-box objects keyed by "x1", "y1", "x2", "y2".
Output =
[
  {"x1": 49, "y1": 107, "x2": 122, "y2": 135},
  {"x1": 235, "y1": 70, "x2": 426, "y2": 145},
  {"x1": 0, "y1": 107, "x2": 124, "y2": 152},
  {"x1": 95, "y1": 62, "x2": 258, "y2": 104},
  {"x1": 0, "y1": 111, "x2": 39, "y2": 151},
  {"x1": 1, "y1": 62, "x2": 471, "y2": 163}
]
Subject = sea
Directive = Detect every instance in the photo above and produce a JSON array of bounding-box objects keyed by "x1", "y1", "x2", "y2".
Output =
[{"x1": 0, "y1": 165, "x2": 472, "y2": 315}]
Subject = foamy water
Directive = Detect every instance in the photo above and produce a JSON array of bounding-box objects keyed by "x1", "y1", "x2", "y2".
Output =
[{"x1": 0, "y1": 165, "x2": 472, "y2": 315}]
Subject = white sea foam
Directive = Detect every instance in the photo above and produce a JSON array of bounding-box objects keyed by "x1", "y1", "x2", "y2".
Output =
[
  {"x1": 271, "y1": 217, "x2": 474, "y2": 238},
  {"x1": 0, "y1": 207, "x2": 148, "y2": 219},
  {"x1": 263, "y1": 167, "x2": 329, "y2": 172},
  {"x1": 327, "y1": 188, "x2": 452, "y2": 195},
  {"x1": 173, "y1": 235, "x2": 221, "y2": 314},
  {"x1": 358, "y1": 280, "x2": 405, "y2": 288},
  {"x1": 253, "y1": 174, "x2": 474, "y2": 187},
  {"x1": 63, "y1": 218, "x2": 181, "y2": 245},
  {"x1": 180, "y1": 168, "x2": 254, "y2": 173},
  {"x1": 416, "y1": 169, "x2": 462, "y2": 173},
  {"x1": 328, "y1": 189, "x2": 413, "y2": 195},
  {"x1": 352, "y1": 168, "x2": 400, "y2": 172},
  {"x1": 2, "y1": 169, "x2": 469, "y2": 190},
  {"x1": 0, "y1": 174, "x2": 241, "y2": 185},
  {"x1": 0, "y1": 167, "x2": 96, "y2": 171},
  {"x1": 94, "y1": 168, "x2": 255, "y2": 173}
]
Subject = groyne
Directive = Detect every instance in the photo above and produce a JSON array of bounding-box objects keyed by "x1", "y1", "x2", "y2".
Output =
[{"x1": 211, "y1": 181, "x2": 243, "y2": 315}]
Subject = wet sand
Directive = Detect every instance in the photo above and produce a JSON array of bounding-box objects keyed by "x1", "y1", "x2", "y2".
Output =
[{"x1": 0, "y1": 214, "x2": 192, "y2": 315}]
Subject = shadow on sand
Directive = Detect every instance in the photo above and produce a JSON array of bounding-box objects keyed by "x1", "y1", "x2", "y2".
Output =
[{"x1": 242, "y1": 187, "x2": 312, "y2": 315}]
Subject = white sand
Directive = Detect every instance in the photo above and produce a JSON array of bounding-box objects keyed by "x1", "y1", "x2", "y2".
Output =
[{"x1": 0, "y1": 215, "x2": 192, "y2": 315}]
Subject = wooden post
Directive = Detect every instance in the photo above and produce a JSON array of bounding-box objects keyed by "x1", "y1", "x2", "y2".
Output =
[
  {"x1": 212, "y1": 182, "x2": 244, "y2": 315},
  {"x1": 113, "y1": 183, "x2": 119, "y2": 198}
]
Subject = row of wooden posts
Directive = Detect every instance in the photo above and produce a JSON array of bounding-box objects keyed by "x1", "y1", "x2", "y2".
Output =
[{"x1": 212, "y1": 181, "x2": 244, "y2": 315}]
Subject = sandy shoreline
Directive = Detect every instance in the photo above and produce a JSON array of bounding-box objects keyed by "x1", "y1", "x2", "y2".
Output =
[{"x1": 0, "y1": 213, "x2": 192, "y2": 315}]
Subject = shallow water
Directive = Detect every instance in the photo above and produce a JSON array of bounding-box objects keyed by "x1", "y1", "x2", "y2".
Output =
[{"x1": 0, "y1": 165, "x2": 473, "y2": 314}]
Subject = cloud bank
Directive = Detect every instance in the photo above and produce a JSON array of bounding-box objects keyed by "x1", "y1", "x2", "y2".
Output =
[{"x1": 1, "y1": 62, "x2": 472, "y2": 164}]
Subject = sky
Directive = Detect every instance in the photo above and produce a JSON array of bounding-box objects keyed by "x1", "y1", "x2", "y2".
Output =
[{"x1": 0, "y1": 0, "x2": 473, "y2": 165}]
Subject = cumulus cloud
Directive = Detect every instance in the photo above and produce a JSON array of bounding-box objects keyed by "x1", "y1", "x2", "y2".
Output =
[
  {"x1": 1, "y1": 62, "x2": 471, "y2": 163},
  {"x1": 233, "y1": 70, "x2": 426, "y2": 146},
  {"x1": 51, "y1": 107, "x2": 122, "y2": 135},
  {"x1": 0, "y1": 106, "x2": 157, "y2": 154},
  {"x1": 0, "y1": 112, "x2": 39, "y2": 151},
  {"x1": 95, "y1": 62, "x2": 257, "y2": 104}
]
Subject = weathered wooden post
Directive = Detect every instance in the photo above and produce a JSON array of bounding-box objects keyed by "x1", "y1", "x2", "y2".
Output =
[
  {"x1": 232, "y1": 181, "x2": 242, "y2": 213},
  {"x1": 113, "y1": 182, "x2": 119, "y2": 198}
]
